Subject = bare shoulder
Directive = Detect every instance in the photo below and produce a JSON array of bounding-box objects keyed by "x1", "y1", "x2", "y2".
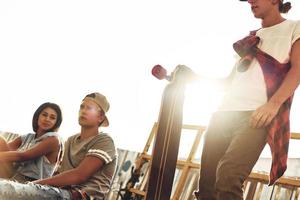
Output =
[
  {"x1": 291, "y1": 39, "x2": 300, "y2": 60},
  {"x1": 292, "y1": 38, "x2": 300, "y2": 48},
  {"x1": 38, "y1": 135, "x2": 60, "y2": 149}
]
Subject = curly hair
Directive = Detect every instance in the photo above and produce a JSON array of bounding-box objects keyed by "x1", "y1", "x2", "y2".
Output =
[{"x1": 279, "y1": 1, "x2": 291, "y2": 13}]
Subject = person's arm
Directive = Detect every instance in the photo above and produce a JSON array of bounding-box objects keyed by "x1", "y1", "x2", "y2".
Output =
[
  {"x1": 250, "y1": 39, "x2": 300, "y2": 128},
  {"x1": 0, "y1": 136, "x2": 59, "y2": 162},
  {"x1": 174, "y1": 64, "x2": 236, "y2": 90},
  {"x1": 211, "y1": 66, "x2": 236, "y2": 90},
  {"x1": 33, "y1": 156, "x2": 104, "y2": 187},
  {"x1": 7, "y1": 136, "x2": 22, "y2": 151}
]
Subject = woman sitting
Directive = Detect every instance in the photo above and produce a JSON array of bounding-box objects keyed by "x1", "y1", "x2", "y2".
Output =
[{"x1": 0, "y1": 102, "x2": 63, "y2": 183}]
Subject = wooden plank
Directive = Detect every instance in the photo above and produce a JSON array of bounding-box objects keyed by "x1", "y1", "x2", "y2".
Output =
[
  {"x1": 295, "y1": 188, "x2": 300, "y2": 199},
  {"x1": 172, "y1": 166, "x2": 190, "y2": 200},
  {"x1": 248, "y1": 172, "x2": 300, "y2": 187},
  {"x1": 142, "y1": 122, "x2": 158, "y2": 154},
  {"x1": 291, "y1": 133, "x2": 300, "y2": 140},
  {"x1": 255, "y1": 182, "x2": 264, "y2": 200},
  {"x1": 245, "y1": 181, "x2": 258, "y2": 200},
  {"x1": 186, "y1": 130, "x2": 203, "y2": 162},
  {"x1": 274, "y1": 185, "x2": 282, "y2": 199},
  {"x1": 141, "y1": 154, "x2": 200, "y2": 169},
  {"x1": 172, "y1": 131, "x2": 203, "y2": 199},
  {"x1": 181, "y1": 124, "x2": 206, "y2": 131}
]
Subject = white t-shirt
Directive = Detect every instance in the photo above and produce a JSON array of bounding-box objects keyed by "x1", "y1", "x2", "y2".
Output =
[{"x1": 219, "y1": 20, "x2": 300, "y2": 111}]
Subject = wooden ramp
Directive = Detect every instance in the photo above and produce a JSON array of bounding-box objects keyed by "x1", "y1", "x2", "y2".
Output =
[
  {"x1": 114, "y1": 122, "x2": 204, "y2": 200},
  {"x1": 113, "y1": 126, "x2": 300, "y2": 200}
]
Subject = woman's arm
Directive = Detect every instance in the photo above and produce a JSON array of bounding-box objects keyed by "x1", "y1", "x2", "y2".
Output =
[
  {"x1": 0, "y1": 136, "x2": 59, "y2": 162},
  {"x1": 33, "y1": 156, "x2": 104, "y2": 187}
]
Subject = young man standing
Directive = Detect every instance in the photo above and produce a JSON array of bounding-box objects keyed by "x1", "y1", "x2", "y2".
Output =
[
  {"x1": 0, "y1": 92, "x2": 117, "y2": 200},
  {"x1": 194, "y1": 0, "x2": 300, "y2": 199}
]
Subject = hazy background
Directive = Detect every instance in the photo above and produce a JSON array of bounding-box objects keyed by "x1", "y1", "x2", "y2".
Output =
[{"x1": 0, "y1": 0, "x2": 299, "y2": 158}]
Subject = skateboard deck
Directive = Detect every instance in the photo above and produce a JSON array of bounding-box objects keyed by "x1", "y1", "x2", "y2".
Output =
[{"x1": 145, "y1": 77, "x2": 186, "y2": 200}]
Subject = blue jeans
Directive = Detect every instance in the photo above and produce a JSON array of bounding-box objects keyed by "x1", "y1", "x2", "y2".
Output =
[{"x1": 0, "y1": 179, "x2": 72, "y2": 200}]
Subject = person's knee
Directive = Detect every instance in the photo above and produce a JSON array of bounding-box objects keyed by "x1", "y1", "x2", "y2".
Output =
[
  {"x1": 215, "y1": 164, "x2": 244, "y2": 200},
  {"x1": 0, "y1": 136, "x2": 6, "y2": 144},
  {"x1": 0, "y1": 136, "x2": 9, "y2": 151},
  {"x1": 0, "y1": 180, "x2": 18, "y2": 198},
  {"x1": 216, "y1": 191, "x2": 243, "y2": 200}
]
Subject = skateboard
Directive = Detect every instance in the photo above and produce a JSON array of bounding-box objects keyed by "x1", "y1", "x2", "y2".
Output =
[{"x1": 145, "y1": 65, "x2": 191, "y2": 200}]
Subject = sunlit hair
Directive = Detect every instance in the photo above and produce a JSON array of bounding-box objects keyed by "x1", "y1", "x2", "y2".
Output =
[
  {"x1": 279, "y1": 1, "x2": 291, "y2": 13},
  {"x1": 32, "y1": 102, "x2": 63, "y2": 133}
]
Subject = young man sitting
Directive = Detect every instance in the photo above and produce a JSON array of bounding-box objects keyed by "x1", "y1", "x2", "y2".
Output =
[{"x1": 0, "y1": 92, "x2": 117, "y2": 200}]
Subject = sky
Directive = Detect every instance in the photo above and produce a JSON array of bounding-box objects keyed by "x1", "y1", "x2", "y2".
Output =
[{"x1": 0, "y1": 0, "x2": 300, "y2": 158}]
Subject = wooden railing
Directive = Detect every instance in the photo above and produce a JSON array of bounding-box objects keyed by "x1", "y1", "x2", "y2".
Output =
[
  {"x1": 243, "y1": 133, "x2": 300, "y2": 200},
  {"x1": 115, "y1": 124, "x2": 300, "y2": 200}
]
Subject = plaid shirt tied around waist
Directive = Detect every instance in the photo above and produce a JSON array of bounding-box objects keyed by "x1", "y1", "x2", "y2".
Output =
[{"x1": 233, "y1": 33, "x2": 293, "y2": 185}]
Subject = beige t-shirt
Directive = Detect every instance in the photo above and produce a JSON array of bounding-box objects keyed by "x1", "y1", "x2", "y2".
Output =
[
  {"x1": 58, "y1": 132, "x2": 117, "y2": 200},
  {"x1": 219, "y1": 20, "x2": 300, "y2": 111}
]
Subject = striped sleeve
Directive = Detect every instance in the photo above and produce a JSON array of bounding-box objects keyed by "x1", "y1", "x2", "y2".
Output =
[{"x1": 86, "y1": 134, "x2": 116, "y2": 164}]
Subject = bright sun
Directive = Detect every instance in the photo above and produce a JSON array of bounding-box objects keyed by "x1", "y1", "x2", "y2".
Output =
[{"x1": 183, "y1": 80, "x2": 225, "y2": 127}]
